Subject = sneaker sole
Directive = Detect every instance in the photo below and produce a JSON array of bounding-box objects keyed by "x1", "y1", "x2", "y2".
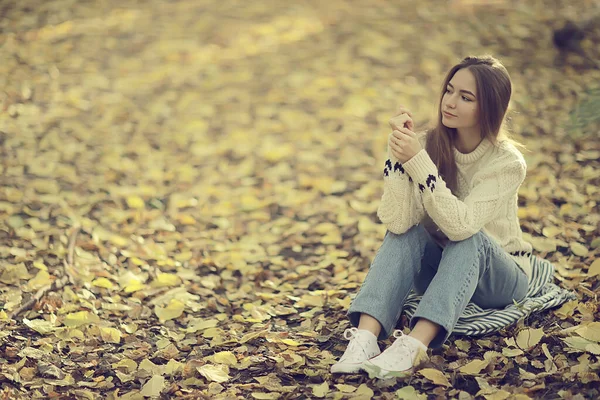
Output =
[
  {"x1": 361, "y1": 362, "x2": 413, "y2": 380},
  {"x1": 330, "y1": 363, "x2": 363, "y2": 374},
  {"x1": 331, "y1": 353, "x2": 382, "y2": 374}
]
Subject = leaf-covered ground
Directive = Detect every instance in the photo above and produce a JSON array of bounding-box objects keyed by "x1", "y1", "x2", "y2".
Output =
[{"x1": 1, "y1": 0, "x2": 599, "y2": 398}]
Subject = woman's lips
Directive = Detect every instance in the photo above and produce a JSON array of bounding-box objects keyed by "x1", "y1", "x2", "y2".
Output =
[{"x1": 443, "y1": 111, "x2": 456, "y2": 118}]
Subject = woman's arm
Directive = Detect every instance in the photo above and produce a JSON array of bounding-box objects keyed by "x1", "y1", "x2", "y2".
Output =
[
  {"x1": 377, "y1": 134, "x2": 425, "y2": 234},
  {"x1": 401, "y1": 147, "x2": 526, "y2": 241}
]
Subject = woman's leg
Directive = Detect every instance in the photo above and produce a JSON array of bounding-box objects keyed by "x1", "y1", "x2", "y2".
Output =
[
  {"x1": 407, "y1": 231, "x2": 529, "y2": 348},
  {"x1": 347, "y1": 223, "x2": 435, "y2": 341}
]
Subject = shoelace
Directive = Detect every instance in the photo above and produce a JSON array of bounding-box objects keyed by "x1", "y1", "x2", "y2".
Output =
[
  {"x1": 340, "y1": 327, "x2": 371, "y2": 362},
  {"x1": 375, "y1": 329, "x2": 414, "y2": 367}
]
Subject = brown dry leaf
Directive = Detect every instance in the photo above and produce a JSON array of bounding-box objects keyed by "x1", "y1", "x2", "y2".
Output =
[
  {"x1": 516, "y1": 328, "x2": 545, "y2": 350},
  {"x1": 1, "y1": 1, "x2": 598, "y2": 398},
  {"x1": 588, "y1": 259, "x2": 600, "y2": 277},
  {"x1": 459, "y1": 359, "x2": 490, "y2": 375},
  {"x1": 570, "y1": 242, "x2": 589, "y2": 257},
  {"x1": 575, "y1": 322, "x2": 600, "y2": 342},
  {"x1": 418, "y1": 368, "x2": 452, "y2": 387}
]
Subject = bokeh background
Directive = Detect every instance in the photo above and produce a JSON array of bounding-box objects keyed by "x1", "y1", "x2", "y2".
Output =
[{"x1": 1, "y1": 0, "x2": 599, "y2": 398}]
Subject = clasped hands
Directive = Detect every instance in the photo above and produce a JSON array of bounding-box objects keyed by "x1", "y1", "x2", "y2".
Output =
[{"x1": 388, "y1": 106, "x2": 422, "y2": 163}]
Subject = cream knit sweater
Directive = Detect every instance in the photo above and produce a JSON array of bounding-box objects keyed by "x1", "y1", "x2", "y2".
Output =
[{"x1": 377, "y1": 131, "x2": 533, "y2": 280}]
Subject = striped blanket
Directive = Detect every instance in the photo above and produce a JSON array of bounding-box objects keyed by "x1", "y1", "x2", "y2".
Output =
[{"x1": 402, "y1": 254, "x2": 578, "y2": 336}]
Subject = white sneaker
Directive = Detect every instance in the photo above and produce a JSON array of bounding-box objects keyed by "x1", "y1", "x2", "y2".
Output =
[
  {"x1": 330, "y1": 327, "x2": 381, "y2": 374},
  {"x1": 361, "y1": 329, "x2": 429, "y2": 379}
]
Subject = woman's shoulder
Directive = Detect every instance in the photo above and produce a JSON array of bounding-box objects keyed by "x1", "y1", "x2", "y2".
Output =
[{"x1": 493, "y1": 139, "x2": 527, "y2": 166}]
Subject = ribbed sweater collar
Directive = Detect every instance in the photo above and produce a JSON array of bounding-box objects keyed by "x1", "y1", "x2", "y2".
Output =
[{"x1": 453, "y1": 138, "x2": 492, "y2": 165}]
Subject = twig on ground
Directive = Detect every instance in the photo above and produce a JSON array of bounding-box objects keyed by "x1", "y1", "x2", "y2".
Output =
[{"x1": 9, "y1": 226, "x2": 81, "y2": 320}]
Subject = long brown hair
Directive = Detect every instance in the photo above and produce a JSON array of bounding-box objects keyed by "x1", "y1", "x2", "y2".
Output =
[{"x1": 425, "y1": 55, "x2": 526, "y2": 194}]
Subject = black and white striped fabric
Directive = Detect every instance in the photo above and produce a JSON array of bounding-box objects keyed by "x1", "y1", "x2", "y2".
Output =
[{"x1": 402, "y1": 255, "x2": 578, "y2": 336}]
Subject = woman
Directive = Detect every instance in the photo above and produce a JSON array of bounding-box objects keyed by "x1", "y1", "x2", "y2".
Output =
[{"x1": 331, "y1": 55, "x2": 532, "y2": 379}]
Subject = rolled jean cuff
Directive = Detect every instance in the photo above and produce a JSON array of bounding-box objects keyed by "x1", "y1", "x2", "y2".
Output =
[{"x1": 347, "y1": 308, "x2": 396, "y2": 341}]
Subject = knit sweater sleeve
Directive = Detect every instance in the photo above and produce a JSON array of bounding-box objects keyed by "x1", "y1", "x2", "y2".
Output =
[
  {"x1": 376, "y1": 133, "x2": 425, "y2": 234},
  {"x1": 401, "y1": 146, "x2": 526, "y2": 241}
]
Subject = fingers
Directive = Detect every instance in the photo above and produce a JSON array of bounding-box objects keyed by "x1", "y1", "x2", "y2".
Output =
[
  {"x1": 396, "y1": 126, "x2": 416, "y2": 137},
  {"x1": 389, "y1": 114, "x2": 412, "y2": 131},
  {"x1": 392, "y1": 106, "x2": 415, "y2": 130},
  {"x1": 395, "y1": 105, "x2": 413, "y2": 118}
]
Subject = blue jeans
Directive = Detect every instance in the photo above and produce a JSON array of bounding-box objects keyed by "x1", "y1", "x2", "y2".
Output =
[{"x1": 347, "y1": 223, "x2": 529, "y2": 348}]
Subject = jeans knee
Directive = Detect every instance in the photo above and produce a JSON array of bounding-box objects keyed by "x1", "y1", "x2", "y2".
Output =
[{"x1": 447, "y1": 230, "x2": 487, "y2": 249}]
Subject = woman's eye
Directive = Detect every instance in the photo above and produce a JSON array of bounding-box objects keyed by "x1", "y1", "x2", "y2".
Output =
[{"x1": 462, "y1": 96, "x2": 471, "y2": 102}]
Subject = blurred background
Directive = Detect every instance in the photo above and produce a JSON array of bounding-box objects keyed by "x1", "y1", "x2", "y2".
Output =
[{"x1": 0, "y1": 0, "x2": 599, "y2": 396}]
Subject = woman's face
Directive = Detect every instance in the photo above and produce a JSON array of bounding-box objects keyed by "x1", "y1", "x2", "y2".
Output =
[{"x1": 441, "y1": 68, "x2": 479, "y2": 132}]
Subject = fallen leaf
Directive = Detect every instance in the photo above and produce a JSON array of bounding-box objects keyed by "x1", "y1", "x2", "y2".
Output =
[
  {"x1": 139, "y1": 375, "x2": 165, "y2": 397},
  {"x1": 311, "y1": 382, "x2": 329, "y2": 398},
  {"x1": 418, "y1": 368, "x2": 452, "y2": 387},
  {"x1": 516, "y1": 328, "x2": 544, "y2": 350},
  {"x1": 62, "y1": 311, "x2": 101, "y2": 327},
  {"x1": 155, "y1": 299, "x2": 185, "y2": 323},
  {"x1": 197, "y1": 364, "x2": 230, "y2": 383},
  {"x1": 570, "y1": 242, "x2": 589, "y2": 257}
]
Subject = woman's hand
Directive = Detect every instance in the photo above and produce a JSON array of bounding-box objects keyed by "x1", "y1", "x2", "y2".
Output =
[
  {"x1": 389, "y1": 105, "x2": 414, "y2": 131},
  {"x1": 388, "y1": 126, "x2": 422, "y2": 163}
]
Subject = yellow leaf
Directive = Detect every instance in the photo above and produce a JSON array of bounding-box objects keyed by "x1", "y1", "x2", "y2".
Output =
[
  {"x1": 27, "y1": 270, "x2": 52, "y2": 291},
  {"x1": 251, "y1": 393, "x2": 280, "y2": 400},
  {"x1": 311, "y1": 382, "x2": 329, "y2": 398},
  {"x1": 197, "y1": 364, "x2": 230, "y2": 383},
  {"x1": 395, "y1": 386, "x2": 427, "y2": 400},
  {"x1": 175, "y1": 251, "x2": 193, "y2": 262},
  {"x1": 516, "y1": 328, "x2": 544, "y2": 350},
  {"x1": 529, "y1": 236, "x2": 556, "y2": 253},
  {"x1": 298, "y1": 294, "x2": 324, "y2": 307},
  {"x1": 0, "y1": 311, "x2": 8, "y2": 321},
  {"x1": 570, "y1": 242, "x2": 589, "y2": 257},
  {"x1": 418, "y1": 368, "x2": 452, "y2": 387},
  {"x1": 150, "y1": 272, "x2": 181, "y2": 288},
  {"x1": 109, "y1": 234, "x2": 129, "y2": 247},
  {"x1": 262, "y1": 143, "x2": 294, "y2": 163},
  {"x1": 542, "y1": 226, "x2": 562, "y2": 238},
  {"x1": 343, "y1": 94, "x2": 371, "y2": 118},
  {"x1": 0, "y1": 263, "x2": 32, "y2": 284},
  {"x1": 63, "y1": 311, "x2": 100, "y2": 327},
  {"x1": 588, "y1": 259, "x2": 600, "y2": 277},
  {"x1": 185, "y1": 318, "x2": 219, "y2": 333},
  {"x1": 213, "y1": 351, "x2": 238, "y2": 366},
  {"x1": 112, "y1": 358, "x2": 138, "y2": 373},
  {"x1": 165, "y1": 359, "x2": 184, "y2": 376},
  {"x1": 455, "y1": 339, "x2": 471, "y2": 352},
  {"x1": 562, "y1": 336, "x2": 595, "y2": 351},
  {"x1": 280, "y1": 339, "x2": 302, "y2": 347},
  {"x1": 33, "y1": 261, "x2": 48, "y2": 271},
  {"x1": 155, "y1": 299, "x2": 185, "y2": 323},
  {"x1": 459, "y1": 359, "x2": 490, "y2": 375},
  {"x1": 554, "y1": 300, "x2": 578, "y2": 319},
  {"x1": 126, "y1": 195, "x2": 145, "y2": 209},
  {"x1": 100, "y1": 327, "x2": 122, "y2": 343},
  {"x1": 576, "y1": 322, "x2": 600, "y2": 342},
  {"x1": 124, "y1": 279, "x2": 146, "y2": 293},
  {"x1": 24, "y1": 318, "x2": 56, "y2": 334},
  {"x1": 354, "y1": 384, "x2": 374, "y2": 398},
  {"x1": 139, "y1": 375, "x2": 165, "y2": 397},
  {"x1": 177, "y1": 214, "x2": 197, "y2": 225},
  {"x1": 334, "y1": 384, "x2": 356, "y2": 393},
  {"x1": 92, "y1": 277, "x2": 114, "y2": 289},
  {"x1": 586, "y1": 343, "x2": 600, "y2": 354}
]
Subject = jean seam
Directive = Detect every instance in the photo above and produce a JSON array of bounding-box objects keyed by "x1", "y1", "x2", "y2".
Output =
[{"x1": 453, "y1": 245, "x2": 482, "y2": 313}]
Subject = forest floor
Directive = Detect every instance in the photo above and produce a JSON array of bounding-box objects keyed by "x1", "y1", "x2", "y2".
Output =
[{"x1": 1, "y1": 0, "x2": 599, "y2": 399}]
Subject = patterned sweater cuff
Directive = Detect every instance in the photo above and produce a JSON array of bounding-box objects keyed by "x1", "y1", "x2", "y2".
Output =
[{"x1": 402, "y1": 149, "x2": 439, "y2": 187}]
